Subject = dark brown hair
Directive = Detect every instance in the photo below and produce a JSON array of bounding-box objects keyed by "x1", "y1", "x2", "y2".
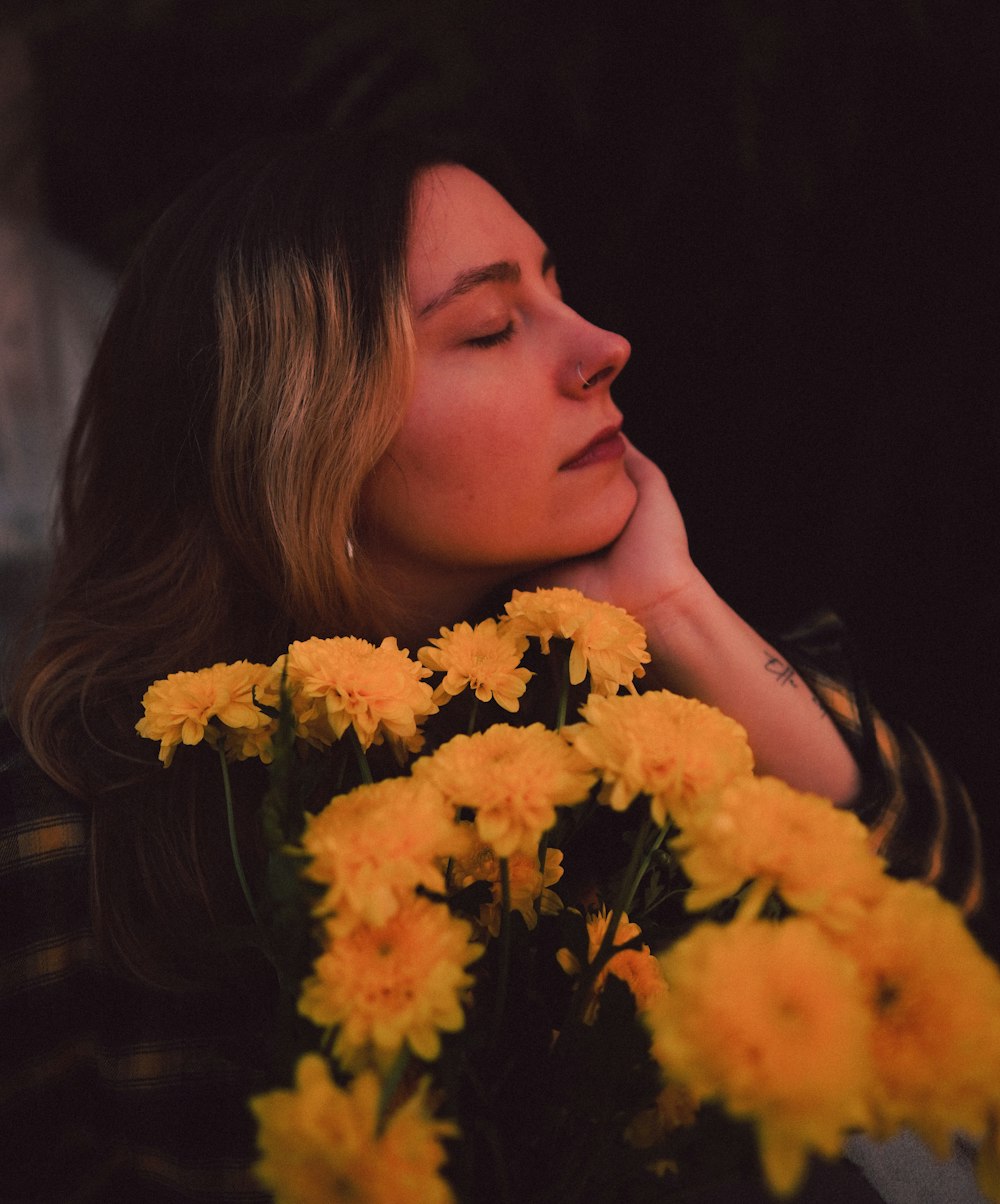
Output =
[{"x1": 5, "y1": 131, "x2": 473, "y2": 985}]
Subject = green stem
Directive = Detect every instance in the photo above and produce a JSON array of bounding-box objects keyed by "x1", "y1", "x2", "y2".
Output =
[
  {"x1": 555, "y1": 650, "x2": 569, "y2": 730},
  {"x1": 347, "y1": 726, "x2": 373, "y2": 784},
  {"x1": 376, "y1": 1045, "x2": 412, "y2": 1135},
  {"x1": 492, "y1": 858, "x2": 512, "y2": 1037},
  {"x1": 576, "y1": 810, "x2": 666, "y2": 1012},
  {"x1": 630, "y1": 829, "x2": 681, "y2": 919},
  {"x1": 467, "y1": 695, "x2": 480, "y2": 735},
  {"x1": 218, "y1": 742, "x2": 262, "y2": 929},
  {"x1": 620, "y1": 823, "x2": 670, "y2": 920},
  {"x1": 595, "y1": 815, "x2": 652, "y2": 964}
]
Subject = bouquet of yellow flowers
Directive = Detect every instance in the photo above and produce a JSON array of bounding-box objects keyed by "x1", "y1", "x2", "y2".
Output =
[{"x1": 137, "y1": 588, "x2": 1000, "y2": 1203}]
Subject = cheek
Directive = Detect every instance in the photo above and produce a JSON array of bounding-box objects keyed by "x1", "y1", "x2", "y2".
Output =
[
  {"x1": 365, "y1": 392, "x2": 559, "y2": 565},
  {"x1": 393, "y1": 390, "x2": 539, "y2": 496},
  {"x1": 367, "y1": 411, "x2": 495, "y2": 531},
  {"x1": 401, "y1": 429, "x2": 536, "y2": 530}
]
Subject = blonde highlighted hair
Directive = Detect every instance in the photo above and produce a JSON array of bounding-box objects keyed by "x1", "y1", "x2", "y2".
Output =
[
  {"x1": 9, "y1": 133, "x2": 438, "y2": 785},
  {"x1": 3, "y1": 131, "x2": 490, "y2": 983},
  {"x1": 211, "y1": 203, "x2": 414, "y2": 639}
]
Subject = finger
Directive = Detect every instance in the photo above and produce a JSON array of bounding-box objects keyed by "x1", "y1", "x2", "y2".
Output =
[
  {"x1": 621, "y1": 437, "x2": 673, "y2": 493},
  {"x1": 619, "y1": 440, "x2": 683, "y2": 524}
]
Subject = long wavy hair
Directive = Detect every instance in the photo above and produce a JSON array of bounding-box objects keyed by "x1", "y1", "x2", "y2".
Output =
[{"x1": 5, "y1": 131, "x2": 480, "y2": 985}]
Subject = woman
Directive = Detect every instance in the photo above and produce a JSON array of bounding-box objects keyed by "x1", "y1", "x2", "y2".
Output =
[{"x1": 0, "y1": 132, "x2": 983, "y2": 1200}]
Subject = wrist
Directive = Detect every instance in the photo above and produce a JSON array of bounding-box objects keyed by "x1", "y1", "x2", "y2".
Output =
[{"x1": 633, "y1": 568, "x2": 718, "y2": 656}]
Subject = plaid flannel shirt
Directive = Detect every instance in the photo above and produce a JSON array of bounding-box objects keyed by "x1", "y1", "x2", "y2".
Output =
[{"x1": 0, "y1": 724, "x2": 272, "y2": 1203}]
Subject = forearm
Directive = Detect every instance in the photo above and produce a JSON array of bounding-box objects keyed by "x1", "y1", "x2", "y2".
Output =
[{"x1": 637, "y1": 573, "x2": 862, "y2": 806}]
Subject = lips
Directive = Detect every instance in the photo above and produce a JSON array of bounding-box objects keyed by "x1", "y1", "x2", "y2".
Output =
[{"x1": 560, "y1": 424, "x2": 625, "y2": 470}]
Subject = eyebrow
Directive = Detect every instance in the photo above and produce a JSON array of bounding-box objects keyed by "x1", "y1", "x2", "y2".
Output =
[{"x1": 415, "y1": 249, "x2": 555, "y2": 320}]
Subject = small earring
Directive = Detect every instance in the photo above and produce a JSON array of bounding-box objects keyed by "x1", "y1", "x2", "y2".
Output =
[{"x1": 576, "y1": 362, "x2": 593, "y2": 389}]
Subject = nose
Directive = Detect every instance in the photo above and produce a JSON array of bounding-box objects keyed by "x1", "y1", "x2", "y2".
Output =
[{"x1": 565, "y1": 323, "x2": 631, "y2": 398}]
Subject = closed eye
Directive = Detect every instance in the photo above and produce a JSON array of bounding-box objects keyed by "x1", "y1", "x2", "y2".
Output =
[{"x1": 466, "y1": 321, "x2": 515, "y2": 349}]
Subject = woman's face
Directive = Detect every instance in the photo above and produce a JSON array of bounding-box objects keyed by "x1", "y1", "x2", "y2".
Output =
[{"x1": 365, "y1": 164, "x2": 636, "y2": 613}]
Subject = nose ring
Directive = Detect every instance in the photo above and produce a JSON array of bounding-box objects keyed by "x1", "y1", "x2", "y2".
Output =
[{"x1": 576, "y1": 362, "x2": 593, "y2": 390}]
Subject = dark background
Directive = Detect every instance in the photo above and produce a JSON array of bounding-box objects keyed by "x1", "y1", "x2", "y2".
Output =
[{"x1": 10, "y1": 0, "x2": 998, "y2": 946}]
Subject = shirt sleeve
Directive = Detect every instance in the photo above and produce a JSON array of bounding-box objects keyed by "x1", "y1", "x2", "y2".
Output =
[{"x1": 773, "y1": 610, "x2": 984, "y2": 917}]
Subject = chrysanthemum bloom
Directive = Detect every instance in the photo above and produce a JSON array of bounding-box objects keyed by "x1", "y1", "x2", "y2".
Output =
[
  {"x1": 564, "y1": 690, "x2": 754, "y2": 827},
  {"x1": 563, "y1": 602, "x2": 651, "y2": 696},
  {"x1": 222, "y1": 719, "x2": 279, "y2": 764},
  {"x1": 251, "y1": 1054, "x2": 457, "y2": 1204},
  {"x1": 504, "y1": 587, "x2": 650, "y2": 695},
  {"x1": 418, "y1": 618, "x2": 533, "y2": 712},
  {"x1": 829, "y1": 878, "x2": 1000, "y2": 1156},
  {"x1": 136, "y1": 660, "x2": 271, "y2": 766},
  {"x1": 298, "y1": 895, "x2": 482, "y2": 1069},
  {"x1": 448, "y1": 824, "x2": 564, "y2": 936},
  {"x1": 276, "y1": 635, "x2": 437, "y2": 753},
  {"x1": 302, "y1": 777, "x2": 462, "y2": 929},
  {"x1": 218, "y1": 660, "x2": 279, "y2": 762},
  {"x1": 215, "y1": 664, "x2": 281, "y2": 756},
  {"x1": 503, "y1": 587, "x2": 591, "y2": 653},
  {"x1": 557, "y1": 907, "x2": 667, "y2": 1023},
  {"x1": 673, "y1": 776, "x2": 888, "y2": 927},
  {"x1": 413, "y1": 723, "x2": 595, "y2": 857},
  {"x1": 647, "y1": 918, "x2": 872, "y2": 1196}
]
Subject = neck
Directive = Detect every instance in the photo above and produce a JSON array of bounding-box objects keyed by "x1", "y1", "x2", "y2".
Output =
[{"x1": 366, "y1": 556, "x2": 519, "y2": 649}]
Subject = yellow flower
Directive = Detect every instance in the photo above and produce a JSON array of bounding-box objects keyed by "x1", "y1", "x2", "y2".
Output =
[
  {"x1": 557, "y1": 907, "x2": 667, "y2": 1023},
  {"x1": 136, "y1": 660, "x2": 271, "y2": 766},
  {"x1": 647, "y1": 918, "x2": 872, "y2": 1197},
  {"x1": 298, "y1": 895, "x2": 482, "y2": 1069},
  {"x1": 216, "y1": 660, "x2": 279, "y2": 763},
  {"x1": 504, "y1": 587, "x2": 650, "y2": 695},
  {"x1": 564, "y1": 602, "x2": 651, "y2": 696},
  {"x1": 830, "y1": 879, "x2": 1000, "y2": 1154},
  {"x1": 222, "y1": 717, "x2": 279, "y2": 764},
  {"x1": 448, "y1": 824, "x2": 564, "y2": 936},
  {"x1": 503, "y1": 586, "x2": 591, "y2": 653},
  {"x1": 418, "y1": 619, "x2": 533, "y2": 712},
  {"x1": 413, "y1": 723, "x2": 595, "y2": 857},
  {"x1": 673, "y1": 776, "x2": 888, "y2": 927},
  {"x1": 564, "y1": 690, "x2": 754, "y2": 827},
  {"x1": 251, "y1": 1054, "x2": 457, "y2": 1204},
  {"x1": 279, "y1": 636, "x2": 437, "y2": 753},
  {"x1": 609, "y1": 946, "x2": 670, "y2": 1015},
  {"x1": 302, "y1": 777, "x2": 462, "y2": 928}
]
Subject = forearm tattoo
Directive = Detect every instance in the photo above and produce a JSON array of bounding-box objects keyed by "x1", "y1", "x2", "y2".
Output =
[{"x1": 763, "y1": 652, "x2": 830, "y2": 719}]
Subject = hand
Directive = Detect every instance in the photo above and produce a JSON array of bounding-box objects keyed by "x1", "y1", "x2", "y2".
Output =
[
  {"x1": 522, "y1": 439, "x2": 705, "y2": 627},
  {"x1": 521, "y1": 441, "x2": 862, "y2": 801}
]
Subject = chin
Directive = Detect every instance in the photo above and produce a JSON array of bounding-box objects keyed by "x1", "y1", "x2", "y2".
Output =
[
  {"x1": 578, "y1": 479, "x2": 638, "y2": 552},
  {"x1": 492, "y1": 479, "x2": 639, "y2": 571},
  {"x1": 551, "y1": 511, "x2": 634, "y2": 563}
]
